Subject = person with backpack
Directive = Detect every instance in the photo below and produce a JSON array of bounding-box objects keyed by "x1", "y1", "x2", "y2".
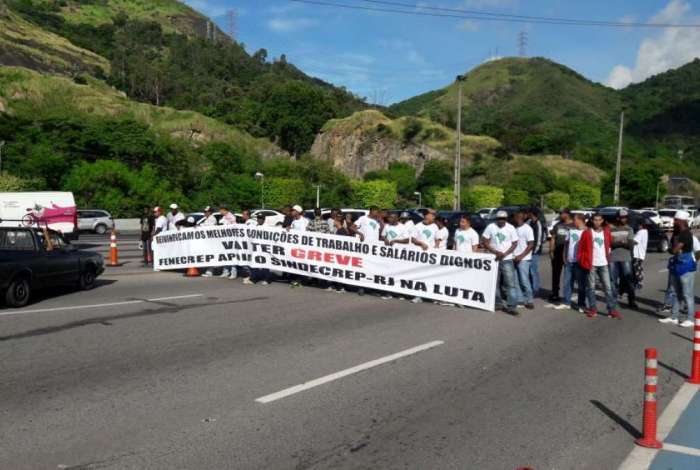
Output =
[{"x1": 659, "y1": 211, "x2": 696, "y2": 328}]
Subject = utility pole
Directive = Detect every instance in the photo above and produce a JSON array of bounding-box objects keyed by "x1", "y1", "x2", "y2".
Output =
[
  {"x1": 315, "y1": 185, "x2": 321, "y2": 209},
  {"x1": 613, "y1": 111, "x2": 624, "y2": 205},
  {"x1": 454, "y1": 75, "x2": 466, "y2": 211},
  {"x1": 518, "y1": 30, "x2": 528, "y2": 57}
]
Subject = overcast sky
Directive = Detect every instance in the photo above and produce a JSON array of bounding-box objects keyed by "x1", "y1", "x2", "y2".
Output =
[{"x1": 184, "y1": 0, "x2": 700, "y2": 104}]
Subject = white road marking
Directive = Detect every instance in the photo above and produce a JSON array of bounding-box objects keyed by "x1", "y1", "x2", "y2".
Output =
[
  {"x1": 0, "y1": 294, "x2": 204, "y2": 317},
  {"x1": 618, "y1": 383, "x2": 699, "y2": 469},
  {"x1": 255, "y1": 340, "x2": 444, "y2": 404},
  {"x1": 662, "y1": 443, "x2": 700, "y2": 457},
  {"x1": 659, "y1": 268, "x2": 668, "y2": 273}
]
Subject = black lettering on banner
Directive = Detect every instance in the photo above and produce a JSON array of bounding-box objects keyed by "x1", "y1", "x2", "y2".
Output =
[{"x1": 254, "y1": 255, "x2": 266, "y2": 264}]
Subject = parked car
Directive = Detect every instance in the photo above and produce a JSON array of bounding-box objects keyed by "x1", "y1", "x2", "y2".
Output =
[
  {"x1": 77, "y1": 209, "x2": 114, "y2": 234},
  {"x1": 251, "y1": 209, "x2": 286, "y2": 226},
  {"x1": 633, "y1": 209, "x2": 662, "y2": 227},
  {"x1": 0, "y1": 227, "x2": 104, "y2": 307},
  {"x1": 386, "y1": 209, "x2": 423, "y2": 225},
  {"x1": 477, "y1": 207, "x2": 498, "y2": 220},
  {"x1": 306, "y1": 208, "x2": 369, "y2": 223},
  {"x1": 0, "y1": 191, "x2": 79, "y2": 240},
  {"x1": 657, "y1": 209, "x2": 677, "y2": 231},
  {"x1": 601, "y1": 213, "x2": 669, "y2": 253}
]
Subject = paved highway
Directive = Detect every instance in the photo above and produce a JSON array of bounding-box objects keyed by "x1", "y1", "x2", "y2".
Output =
[{"x1": 0, "y1": 234, "x2": 696, "y2": 469}]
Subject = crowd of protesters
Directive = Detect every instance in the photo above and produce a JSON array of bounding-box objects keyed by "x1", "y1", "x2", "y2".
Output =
[{"x1": 138, "y1": 202, "x2": 698, "y2": 323}]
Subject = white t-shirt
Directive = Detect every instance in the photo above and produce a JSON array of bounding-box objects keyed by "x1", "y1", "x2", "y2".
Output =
[
  {"x1": 244, "y1": 218, "x2": 258, "y2": 226},
  {"x1": 290, "y1": 216, "x2": 308, "y2": 232},
  {"x1": 412, "y1": 222, "x2": 438, "y2": 247},
  {"x1": 355, "y1": 215, "x2": 381, "y2": 241},
  {"x1": 482, "y1": 222, "x2": 519, "y2": 261},
  {"x1": 326, "y1": 218, "x2": 336, "y2": 233},
  {"x1": 167, "y1": 211, "x2": 184, "y2": 230},
  {"x1": 566, "y1": 228, "x2": 584, "y2": 263},
  {"x1": 197, "y1": 214, "x2": 218, "y2": 226},
  {"x1": 220, "y1": 212, "x2": 236, "y2": 225},
  {"x1": 403, "y1": 220, "x2": 415, "y2": 232},
  {"x1": 591, "y1": 229, "x2": 608, "y2": 267},
  {"x1": 154, "y1": 215, "x2": 168, "y2": 233},
  {"x1": 514, "y1": 223, "x2": 535, "y2": 261},
  {"x1": 454, "y1": 228, "x2": 479, "y2": 253},
  {"x1": 633, "y1": 228, "x2": 648, "y2": 260},
  {"x1": 382, "y1": 223, "x2": 409, "y2": 242},
  {"x1": 435, "y1": 226, "x2": 449, "y2": 249},
  {"x1": 694, "y1": 236, "x2": 700, "y2": 253}
]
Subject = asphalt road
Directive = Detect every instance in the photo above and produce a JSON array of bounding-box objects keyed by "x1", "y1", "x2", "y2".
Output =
[{"x1": 0, "y1": 234, "x2": 697, "y2": 469}]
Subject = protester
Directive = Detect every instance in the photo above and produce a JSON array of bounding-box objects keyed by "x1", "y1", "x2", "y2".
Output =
[
  {"x1": 400, "y1": 211, "x2": 415, "y2": 234},
  {"x1": 382, "y1": 212, "x2": 410, "y2": 246},
  {"x1": 562, "y1": 213, "x2": 587, "y2": 311},
  {"x1": 309, "y1": 208, "x2": 330, "y2": 233},
  {"x1": 353, "y1": 207, "x2": 382, "y2": 242},
  {"x1": 152, "y1": 206, "x2": 168, "y2": 237},
  {"x1": 139, "y1": 206, "x2": 154, "y2": 266},
  {"x1": 410, "y1": 210, "x2": 439, "y2": 303},
  {"x1": 167, "y1": 203, "x2": 184, "y2": 230},
  {"x1": 527, "y1": 207, "x2": 544, "y2": 297},
  {"x1": 218, "y1": 206, "x2": 238, "y2": 279},
  {"x1": 435, "y1": 217, "x2": 449, "y2": 249},
  {"x1": 609, "y1": 210, "x2": 638, "y2": 309},
  {"x1": 577, "y1": 213, "x2": 621, "y2": 319},
  {"x1": 453, "y1": 215, "x2": 480, "y2": 253},
  {"x1": 633, "y1": 220, "x2": 649, "y2": 290},
  {"x1": 330, "y1": 214, "x2": 352, "y2": 293},
  {"x1": 197, "y1": 206, "x2": 218, "y2": 227},
  {"x1": 281, "y1": 205, "x2": 294, "y2": 229},
  {"x1": 513, "y1": 210, "x2": 535, "y2": 310},
  {"x1": 239, "y1": 210, "x2": 258, "y2": 284},
  {"x1": 287, "y1": 205, "x2": 308, "y2": 287},
  {"x1": 659, "y1": 211, "x2": 696, "y2": 327},
  {"x1": 482, "y1": 210, "x2": 519, "y2": 315},
  {"x1": 549, "y1": 208, "x2": 573, "y2": 303},
  {"x1": 327, "y1": 208, "x2": 340, "y2": 234}
]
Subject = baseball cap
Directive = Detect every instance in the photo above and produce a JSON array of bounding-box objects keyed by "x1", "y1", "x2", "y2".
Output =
[
  {"x1": 495, "y1": 210, "x2": 508, "y2": 219},
  {"x1": 675, "y1": 210, "x2": 691, "y2": 221},
  {"x1": 169, "y1": 203, "x2": 178, "y2": 210},
  {"x1": 292, "y1": 205, "x2": 303, "y2": 213},
  {"x1": 618, "y1": 209, "x2": 629, "y2": 217}
]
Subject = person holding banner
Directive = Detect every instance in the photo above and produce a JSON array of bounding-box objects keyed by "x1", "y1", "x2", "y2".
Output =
[
  {"x1": 453, "y1": 215, "x2": 480, "y2": 253},
  {"x1": 251, "y1": 213, "x2": 272, "y2": 285},
  {"x1": 410, "y1": 210, "x2": 439, "y2": 304},
  {"x1": 382, "y1": 212, "x2": 410, "y2": 246},
  {"x1": 353, "y1": 207, "x2": 383, "y2": 242},
  {"x1": 435, "y1": 217, "x2": 450, "y2": 249},
  {"x1": 218, "y1": 206, "x2": 238, "y2": 279},
  {"x1": 482, "y1": 210, "x2": 519, "y2": 316},
  {"x1": 513, "y1": 210, "x2": 535, "y2": 310},
  {"x1": 200, "y1": 206, "x2": 221, "y2": 278},
  {"x1": 288, "y1": 205, "x2": 308, "y2": 287}
]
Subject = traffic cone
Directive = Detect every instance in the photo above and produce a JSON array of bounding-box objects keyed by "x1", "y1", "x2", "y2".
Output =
[
  {"x1": 186, "y1": 267, "x2": 200, "y2": 277},
  {"x1": 108, "y1": 230, "x2": 120, "y2": 267},
  {"x1": 688, "y1": 311, "x2": 700, "y2": 385},
  {"x1": 635, "y1": 348, "x2": 663, "y2": 449}
]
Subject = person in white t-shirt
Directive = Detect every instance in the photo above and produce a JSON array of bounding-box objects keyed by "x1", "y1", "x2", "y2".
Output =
[
  {"x1": 435, "y1": 217, "x2": 450, "y2": 249},
  {"x1": 453, "y1": 215, "x2": 480, "y2": 253},
  {"x1": 153, "y1": 206, "x2": 168, "y2": 236},
  {"x1": 289, "y1": 205, "x2": 309, "y2": 233},
  {"x1": 353, "y1": 207, "x2": 382, "y2": 242},
  {"x1": 481, "y1": 210, "x2": 519, "y2": 315},
  {"x1": 167, "y1": 203, "x2": 185, "y2": 230},
  {"x1": 197, "y1": 206, "x2": 218, "y2": 227},
  {"x1": 237, "y1": 209, "x2": 258, "y2": 284},
  {"x1": 400, "y1": 212, "x2": 415, "y2": 234},
  {"x1": 381, "y1": 212, "x2": 410, "y2": 246},
  {"x1": 694, "y1": 235, "x2": 700, "y2": 262},
  {"x1": 562, "y1": 213, "x2": 587, "y2": 310},
  {"x1": 513, "y1": 210, "x2": 535, "y2": 309},
  {"x1": 215, "y1": 206, "x2": 238, "y2": 279},
  {"x1": 409, "y1": 210, "x2": 439, "y2": 303},
  {"x1": 580, "y1": 213, "x2": 620, "y2": 319},
  {"x1": 633, "y1": 222, "x2": 649, "y2": 290}
]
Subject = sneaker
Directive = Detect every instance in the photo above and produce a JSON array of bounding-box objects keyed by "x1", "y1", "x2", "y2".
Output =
[
  {"x1": 411, "y1": 297, "x2": 423, "y2": 304},
  {"x1": 242, "y1": 277, "x2": 254, "y2": 285},
  {"x1": 525, "y1": 303, "x2": 535, "y2": 310},
  {"x1": 555, "y1": 304, "x2": 569, "y2": 310},
  {"x1": 505, "y1": 308, "x2": 520, "y2": 316},
  {"x1": 326, "y1": 286, "x2": 335, "y2": 292},
  {"x1": 201, "y1": 270, "x2": 213, "y2": 278},
  {"x1": 680, "y1": 320, "x2": 694, "y2": 328},
  {"x1": 609, "y1": 310, "x2": 622, "y2": 320},
  {"x1": 381, "y1": 295, "x2": 393, "y2": 300},
  {"x1": 218, "y1": 270, "x2": 230, "y2": 278},
  {"x1": 290, "y1": 281, "x2": 300, "y2": 288},
  {"x1": 585, "y1": 308, "x2": 598, "y2": 318},
  {"x1": 358, "y1": 288, "x2": 365, "y2": 296},
  {"x1": 259, "y1": 281, "x2": 270, "y2": 286},
  {"x1": 336, "y1": 288, "x2": 346, "y2": 293},
  {"x1": 659, "y1": 317, "x2": 679, "y2": 325},
  {"x1": 658, "y1": 305, "x2": 672, "y2": 314},
  {"x1": 516, "y1": 304, "x2": 525, "y2": 309},
  {"x1": 228, "y1": 272, "x2": 238, "y2": 280}
]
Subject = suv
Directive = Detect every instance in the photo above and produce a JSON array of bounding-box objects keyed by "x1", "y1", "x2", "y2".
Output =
[
  {"x1": 77, "y1": 210, "x2": 114, "y2": 234},
  {"x1": 601, "y1": 213, "x2": 669, "y2": 253},
  {"x1": 0, "y1": 227, "x2": 104, "y2": 307}
]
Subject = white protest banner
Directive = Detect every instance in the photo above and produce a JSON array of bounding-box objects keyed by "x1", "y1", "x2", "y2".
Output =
[{"x1": 152, "y1": 225, "x2": 499, "y2": 311}]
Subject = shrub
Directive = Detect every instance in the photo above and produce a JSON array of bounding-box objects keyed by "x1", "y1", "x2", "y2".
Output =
[
  {"x1": 463, "y1": 185, "x2": 504, "y2": 210},
  {"x1": 351, "y1": 180, "x2": 397, "y2": 208},
  {"x1": 545, "y1": 191, "x2": 570, "y2": 211}
]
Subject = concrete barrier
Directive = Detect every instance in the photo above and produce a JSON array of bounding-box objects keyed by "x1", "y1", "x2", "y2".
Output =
[{"x1": 114, "y1": 219, "x2": 140, "y2": 232}]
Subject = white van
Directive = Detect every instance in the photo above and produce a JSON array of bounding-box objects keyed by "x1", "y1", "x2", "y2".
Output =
[{"x1": 0, "y1": 192, "x2": 79, "y2": 240}]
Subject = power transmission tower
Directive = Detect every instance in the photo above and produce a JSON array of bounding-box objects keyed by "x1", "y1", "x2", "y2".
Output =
[
  {"x1": 518, "y1": 30, "x2": 528, "y2": 57},
  {"x1": 227, "y1": 9, "x2": 237, "y2": 40}
]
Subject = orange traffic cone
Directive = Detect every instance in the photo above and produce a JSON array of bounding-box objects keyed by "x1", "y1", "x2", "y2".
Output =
[
  {"x1": 108, "y1": 230, "x2": 120, "y2": 267},
  {"x1": 186, "y1": 267, "x2": 200, "y2": 277}
]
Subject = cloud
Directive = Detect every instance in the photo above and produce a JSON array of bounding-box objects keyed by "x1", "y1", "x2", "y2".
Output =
[
  {"x1": 183, "y1": 0, "x2": 229, "y2": 18},
  {"x1": 457, "y1": 20, "x2": 480, "y2": 32},
  {"x1": 267, "y1": 17, "x2": 318, "y2": 32},
  {"x1": 605, "y1": 0, "x2": 700, "y2": 89}
]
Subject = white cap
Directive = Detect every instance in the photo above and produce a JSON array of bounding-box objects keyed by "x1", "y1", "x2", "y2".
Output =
[
  {"x1": 186, "y1": 216, "x2": 195, "y2": 224},
  {"x1": 495, "y1": 210, "x2": 508, "y2": 219},
  {"x1": 292, "y1": 205, "x2": 303, "y2": 213},
  {"x1": 675, "y1": 210, "x2": 691, "y2": 221},
  {"x1": 170, "y1": 203, "x2": 179, "y2": 210}
]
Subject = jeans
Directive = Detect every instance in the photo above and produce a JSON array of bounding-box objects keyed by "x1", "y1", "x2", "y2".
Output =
[
  {"x1": 610, "y1": 260, "x2": 636, "y2": 304},
  {"x1": 252, "y1": 268, "x2": 271, "y2": 283},
  {"x1": 495, "y1": 260, "x2": 518, "y2": 310},
  {"x1": 551, "y1": 247, "x2": 565, "y2": 297},
  {"x1": 663, "y1": 271, "x2": 676, "y2": 307},
  {"x1": 587, "y1": 265, "x2": 617, "y2": 313},
  {"x1": 516, "y1": 260, "x2": 533, "y2": 304},
  {"x1": 563, "y1": 261, "x2": 589, "y2": 308},
  {"x1": 529, "y1": 254, "x2": 541, "y2": 296},
  {"x1": 141, "y1": 238, "x2": 151, "y2": 264},
  {"x1": 670, "y1": 271, "x2": 695, "y2": 321}
]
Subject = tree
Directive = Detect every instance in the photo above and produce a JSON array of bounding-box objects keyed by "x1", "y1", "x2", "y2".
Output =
[
  {"x1": 418, "y1": 159, "x2": 452, "y2": 190},
  {"x1": 0, "y1": 174, "x2": 41, "y2": 192},
  {"x1": 429, "y1": 187, "x2": 453, "y2": 210},
  {"x1": 504, "y1": 188, "x2": 530, "y2": 205},
  {"x1": 264, "y1": 178, "x2": 306, "y2": 208},
  {"x1": 601, "y1": 164, "x2": 662, "y2": 208},
  {"x1": 63, "y1": 160, "x2": 136, "y2": 217},
  {"x1": 351, "y1": 180, "x2": 397, "y2": 208},
  {"x1": 364, "y1": 162, "x2": 416, "y2": 198},
  {"x1": 568, "y1": 181, "x2": 601, "y2": 209},
  {"x1": 463, "y1": 185, "x2": 504, "y2": 210},
  {"x1": 545, "y1": 191, "x2": 570, "y2": 211}
]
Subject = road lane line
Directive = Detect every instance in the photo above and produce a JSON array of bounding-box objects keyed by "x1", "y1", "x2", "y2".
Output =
[
  {"x1": 0, "y1": 294, "x2": 204, "y2": 317},
  {"x1": 661, "y1": 443, "x2": 700, "y2": 457},
  {"x1": 255, "y1": 340, "x2": 445, "y2": 404}
]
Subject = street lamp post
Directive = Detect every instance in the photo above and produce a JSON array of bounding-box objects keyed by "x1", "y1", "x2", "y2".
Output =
[
  {"x1": 315, "y1": 184, "x2": 321, "y2": 209},
  {"x1": 414, "y1": 191, "x2": 422, "y2": 208},
  {"x1": 255, "y1": 172, "x2": 264, "y2": 209},
  {"x1": 454, "y1": 75, "x2": 466, "y2": 211}
]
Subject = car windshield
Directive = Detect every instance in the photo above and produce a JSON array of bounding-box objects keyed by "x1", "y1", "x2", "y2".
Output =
[{"x1": 659, "y1": 210, "x2": 676, "y2": 217}]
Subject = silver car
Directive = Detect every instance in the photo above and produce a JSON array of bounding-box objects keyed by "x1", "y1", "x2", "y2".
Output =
[{"x1": 77, "y1": 209, "x2": 114, "y2": 234}]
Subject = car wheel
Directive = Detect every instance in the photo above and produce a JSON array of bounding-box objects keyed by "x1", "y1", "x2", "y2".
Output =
[
  {"x1": 78, "y1": 266, "x2": 97, "y2": 291},
  {"x1": 94, "y1": 224, "x2": 107, "y2": 235},
  {"x1": 658, "y1": 238, "x2": 669, "y2": 253},
  {"x1": 5, "y1": 277, "x2": 30, "y2": 308}
]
